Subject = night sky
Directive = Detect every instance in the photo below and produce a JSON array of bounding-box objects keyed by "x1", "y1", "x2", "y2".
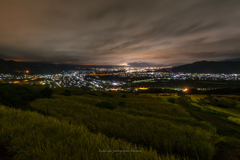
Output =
[{"x1": 0, "y1": 0, "x2": 240, "y2": 66}]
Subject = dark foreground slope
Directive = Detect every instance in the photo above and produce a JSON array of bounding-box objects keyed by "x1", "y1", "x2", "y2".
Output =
[{"x1": 1, "y1": 85, "x2": 237, "y2": 160}]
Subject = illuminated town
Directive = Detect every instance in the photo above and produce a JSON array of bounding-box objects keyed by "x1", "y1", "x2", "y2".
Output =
[{"x1": 1, "y1": 67, "x2": 240, "y2": 92}]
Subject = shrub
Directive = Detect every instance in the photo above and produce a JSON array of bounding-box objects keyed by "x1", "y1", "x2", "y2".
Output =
[
  {"x1": 168, "y1": 98, "x2": 175, "y2": 103},
  {"x1": 0, "y1": 84, "x2": 39, "y2": 108},
  {"x1": 96, "y1": 101, "x2": 115, "y2": 110},
  {"x1": 61, "y1": 89, "x2": 71, "y2": 96},
  {"x1": 121, "y1": 94, "x2": 127, "y2": 98},
  {"x1": 40, "y1": 87, "x2": 54, "y2": 99}
]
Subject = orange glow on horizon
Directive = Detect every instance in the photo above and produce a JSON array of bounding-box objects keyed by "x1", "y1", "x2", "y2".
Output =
[{"x1": 4, "y1": 58, "x2": 28, "y2": 62}]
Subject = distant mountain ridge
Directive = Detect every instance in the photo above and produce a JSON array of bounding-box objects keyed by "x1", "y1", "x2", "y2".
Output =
[
  {"x1": 172, "y1": 60, "x2": 240, "y2": 74},
  {"x1": 222, "y1": 58, "x2": 240, "y2": 62},
  {"x1": 0, "y1": 58, "x2": 122, "y2": 74},
  {"x1": 0, "y1": 58, "x2": 78, "y2": 74},
  {"x1": 1, "y1": 58, "x2": 240, "y2": 74}
]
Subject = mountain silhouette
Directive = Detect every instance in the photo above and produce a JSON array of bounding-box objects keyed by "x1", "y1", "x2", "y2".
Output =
[{"x1": 172, "y1": 60, "x2": 240, "y2": 73}]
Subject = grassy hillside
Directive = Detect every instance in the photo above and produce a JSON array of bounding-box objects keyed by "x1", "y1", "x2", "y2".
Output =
[
  {"x1": 182, "y1": 94, "x2": 240, "y2": 159},
  {"x1": 0, "y1": 105, "x2": 181, "y2": 160},
  {"x1": 0, "y1": 85, "x2": 233, "y2": 160},
  {"x1": 27, "y1": 91, "x2": 219, "y2": 160},
  {"x1": 187, "y1": 94, "x2": 240, "y2": 124}
]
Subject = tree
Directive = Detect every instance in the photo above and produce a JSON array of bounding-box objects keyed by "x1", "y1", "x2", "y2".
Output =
[
  {"x1": 62, "y1": 89, "x2": 71, "y2": 96},
  {"x1": 40, "y1": 87, "x2": 53, "y2": 99},
  {"x1": 95, "y1": 101, "x2": 115, "y2": 110}
]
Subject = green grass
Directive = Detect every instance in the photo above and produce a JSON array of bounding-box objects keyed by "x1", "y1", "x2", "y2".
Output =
[
  {"x1": 179, "y1": 95, "x2": 240, "y2": 160},
  {"x1": 227, "y1": 116, "x2": 240, "y2": 125},
  {"x1": 187, "y1": 95, "x2": 240, "y2": 119},
  {"x1": 28, "y1": 94, "x2": 219, "y2": 160},
  {"x1": 117, "y1": 108, "x2": 215, "y2": 132},
  {"x1": 0, "y1": 105, "x2": 181, "y2": 160},
  {"x1": 0, "y1": 86, "x2": 229, "y2": 160},
  {"x1": 188, "y1": 95, "x2": 208, "y2": 103}
]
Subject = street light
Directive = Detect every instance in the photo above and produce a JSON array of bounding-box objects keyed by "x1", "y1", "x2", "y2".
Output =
[{"x1": 24, "y1": 70, "x2": 29, "y2": 79}]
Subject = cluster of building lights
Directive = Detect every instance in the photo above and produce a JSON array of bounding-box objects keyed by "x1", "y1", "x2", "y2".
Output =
[{"x1": 1, "y1": 67, "x2": 240, "y2": 92}]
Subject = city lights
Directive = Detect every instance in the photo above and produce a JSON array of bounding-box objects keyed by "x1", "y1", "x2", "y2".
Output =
[{"x1": 1, "y1": 67, "x2": 240, "y2": 92}]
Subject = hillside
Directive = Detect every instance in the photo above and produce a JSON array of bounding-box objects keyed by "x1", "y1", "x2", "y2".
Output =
[
  {"x1": 172, "y1": 61, "x2": 240, "y2": 74},
  {"x1": 1, "y1": 85, "x2": 240, "y2": 159}
]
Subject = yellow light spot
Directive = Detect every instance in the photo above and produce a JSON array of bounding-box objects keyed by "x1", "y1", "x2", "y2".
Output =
[
  {"x1": 90, "y1": 74, "x2": 107, "y2": 76},
  {"x1": 138, "y1": 87, "x2": 148, "y2": 90},
  {"x1": 108, "y1": 88, "x2": 118, "y2": 91},
  {"x1": 13, "y1": 81, "x2": 20, "y2": 83}
]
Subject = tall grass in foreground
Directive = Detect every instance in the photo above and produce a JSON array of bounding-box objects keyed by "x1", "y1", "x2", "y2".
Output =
[
  {"x1": 116, "y1": 108, "x2": 215, "y2": 131},
  {"x1": 30, "y1": 96, "x2": 220, "y2": 160},
  {"x1": 227, "y1": 116, "x2": 240, "y2": 125},
  {"x1": 64, "y1": 94, "x2": 191, "y2": 118},
  {"x1": 0, "y1": 105, "x2": 183, "y2": 160}
]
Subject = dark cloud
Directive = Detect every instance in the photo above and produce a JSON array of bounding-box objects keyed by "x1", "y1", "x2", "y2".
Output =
[{"x1": 0, "y1": 0, "x2": 240, "y2": 66}]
